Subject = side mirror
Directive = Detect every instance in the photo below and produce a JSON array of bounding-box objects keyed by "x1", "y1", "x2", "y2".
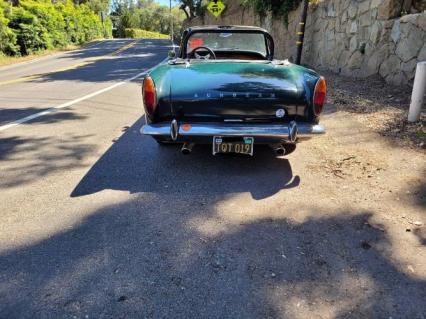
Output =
[{"x1": 168, "y1": 50, "x2": 176, "y2": 58}]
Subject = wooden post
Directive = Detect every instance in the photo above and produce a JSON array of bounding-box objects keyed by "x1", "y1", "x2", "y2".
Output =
[
  {"x1": 295, "y1": 0, "x2": 309, "y2": 65},
  {"x1": 408, "y1": 61, "x2": 426, "y2": 122}
]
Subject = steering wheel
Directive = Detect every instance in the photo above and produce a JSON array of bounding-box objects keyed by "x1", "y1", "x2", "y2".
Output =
[{"x1": 189, "y1": 46, "x2": 216, "y2": 60}]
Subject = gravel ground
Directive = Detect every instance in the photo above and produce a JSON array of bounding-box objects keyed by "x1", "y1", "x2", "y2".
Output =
[{"x1": 324, "y1": 71, "x2": 425, "y2": 150}]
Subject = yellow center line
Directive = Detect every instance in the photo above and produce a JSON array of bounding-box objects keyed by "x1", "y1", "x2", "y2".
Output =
[
  {"x1": 108, "y1": 40, "x2": 138, "y2": 56},
  {"x1": 0, "y1": 40, "x2": 139, "y2": 87}
]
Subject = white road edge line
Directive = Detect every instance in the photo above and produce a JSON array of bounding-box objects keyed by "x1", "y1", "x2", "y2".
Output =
[{"x1": 0, "y1": 57, "x2": 168, "y2": 132}]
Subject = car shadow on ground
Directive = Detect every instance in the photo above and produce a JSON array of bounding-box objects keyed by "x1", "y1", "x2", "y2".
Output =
[
  {"x1": 1, "y1": 205, "x2": 425, "y2": 318},
  {"x1": 71, "y1": 117, "x2": 300, "y2": 200}
]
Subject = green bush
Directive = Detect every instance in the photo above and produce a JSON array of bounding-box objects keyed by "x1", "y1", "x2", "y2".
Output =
[
  {"x1": 0, "y1": 1, "x2": 19, "y2": 55},
  {"x1": 124, "y1": 28, "x2": 170, "y2": 39},
  {"x1": 8, "y1": 5, "x2": 49, "y2": 55},
  {"x1": 0, "y1": 0, "x2": 112, "y2": 56},
  {"x1": 22, "y1": 0, "x2": 67, "y2": 49},
  {"x1": 110, "y1": 1, "x2": 185, "y2": 40}
]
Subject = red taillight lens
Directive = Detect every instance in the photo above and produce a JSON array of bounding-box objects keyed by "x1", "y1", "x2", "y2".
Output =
[
  {"x1": 143, "y1": 76, "x2": 156, "y2": 116},
  {"x1": 313, "y1": 77, "x2": 326, "y2": 115}
]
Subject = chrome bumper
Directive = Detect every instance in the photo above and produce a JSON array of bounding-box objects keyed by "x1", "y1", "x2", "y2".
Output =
[{"x1": 141, "y1": 121, "x2": 325, "y2": 142}]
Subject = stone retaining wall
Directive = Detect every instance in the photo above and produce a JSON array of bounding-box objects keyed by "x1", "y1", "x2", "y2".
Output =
[
  {"x1": 185, "y1": 0, "x2": 426, "y2": 86},
  {"x1": 303, "y1": 0, "x2": 426, "y2": 85}
]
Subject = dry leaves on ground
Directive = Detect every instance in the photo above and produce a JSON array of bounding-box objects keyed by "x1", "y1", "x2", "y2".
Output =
[{"x1": 323, "y1": 71, "x2": 425, "y2": 149}]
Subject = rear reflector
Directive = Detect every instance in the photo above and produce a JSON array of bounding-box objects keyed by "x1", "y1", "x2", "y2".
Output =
[
  {"x1": 143, "y1": 76, "x2": 156, "y2": 116},
  {"x1": 313, "y1": 76, "x2": 326, "y2": 115}
]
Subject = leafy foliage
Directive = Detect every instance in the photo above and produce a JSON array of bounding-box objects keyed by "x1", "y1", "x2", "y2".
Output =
[
  {"x1": 0, "y1": 0, "x2": 111, "y2": 56},
  {"x1": 0, "y1": 1, "x2": 19, "y2": 55},
  {"x1": 176, "y1": 0, "x2": 203, "y2": 19},
  {"x1": 1, "y1": 0, "x2": 186, "y2": 57},
  {"x1": 241, "y1": 0, "x2": 302, "y2": 25},
  {"x1": 110, "y1": 0, "x2": 185, "y2": 41},
  {"x1": 75, "y1": 0, "x2": 110, "y2": 14},
  {"x1": 124, "y1": 28, "x2": 169, "y2": 39}
]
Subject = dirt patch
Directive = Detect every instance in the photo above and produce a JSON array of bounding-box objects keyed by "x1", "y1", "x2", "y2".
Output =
[{"x1": 323, "y1": 71, "x2": 425, "y2": 150}]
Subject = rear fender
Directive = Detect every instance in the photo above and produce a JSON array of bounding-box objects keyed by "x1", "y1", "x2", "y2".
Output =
[{"x1": 146, "y1": 65, "x2": 173, "y2": 123}]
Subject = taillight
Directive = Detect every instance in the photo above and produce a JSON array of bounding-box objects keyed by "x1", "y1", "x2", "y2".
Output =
[
  {"x1": 143, "y1": 76, "x2": 156, "y2": 116},
  {"x1": 313, "y1": 76, "x2": 326, "y2": 115}
]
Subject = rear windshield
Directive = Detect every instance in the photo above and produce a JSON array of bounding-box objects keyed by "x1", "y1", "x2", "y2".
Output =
[{"x1": 186, "y1": 32, "x2": 267, "y2": 56}]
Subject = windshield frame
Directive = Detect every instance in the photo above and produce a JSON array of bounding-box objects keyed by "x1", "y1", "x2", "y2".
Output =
[{"x1": 179, "y1": 28, "x2": 275, "y2": 61}]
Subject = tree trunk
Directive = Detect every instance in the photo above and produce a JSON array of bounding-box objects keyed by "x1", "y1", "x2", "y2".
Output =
[{"x1": 179, "y1": 4, "x2": 190, "y2": 19}]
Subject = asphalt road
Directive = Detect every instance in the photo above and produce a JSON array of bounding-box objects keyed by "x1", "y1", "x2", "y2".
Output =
[{"x1": 0, "y1": 40, "x2": 425, "y2": 319}]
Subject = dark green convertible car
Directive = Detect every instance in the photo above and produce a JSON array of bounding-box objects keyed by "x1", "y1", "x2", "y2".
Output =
[{"x1": 141, "y1": 25, "x2": 326, "y2": 156}]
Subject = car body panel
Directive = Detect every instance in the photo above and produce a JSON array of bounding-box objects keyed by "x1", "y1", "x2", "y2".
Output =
[
  {"x1": 142, "y1": 25, "x2": 326, "y2": 151},
  {"x1": 149, "y1": 60, "x2": 320, "y2": 124}
]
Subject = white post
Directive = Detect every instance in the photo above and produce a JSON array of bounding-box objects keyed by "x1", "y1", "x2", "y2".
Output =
[{"x1": 408, "y1": 61, "x2": 426, "y2": 122}]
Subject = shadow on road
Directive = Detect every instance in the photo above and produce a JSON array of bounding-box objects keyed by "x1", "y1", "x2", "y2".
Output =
[
  {"x1": 1, "y1": 39, "x2": 425, "y2": 318},
  {"x1": 71, "y1": 117, "x2": 300, "y2": 200},
  {"x1": 61, "y1": 39, "x2": 171, "y2": 61},
  {"x1": 0, "y1": 132, "x2": 94, "y2": 188},
  {"x1": 64, "y1": 40, "x2": 134, "y2": 60},
  {"x1": 29, "y1": 40, "x2": 172, "y2": 84},
  {"x1": 0, "y1": 107, "x2": 86, "y2": 127},
  {"x1": 0, "y1": 205, "x2": 425, "y2": 318}
]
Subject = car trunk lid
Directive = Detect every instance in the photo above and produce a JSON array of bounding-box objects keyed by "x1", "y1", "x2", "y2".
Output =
[{"x1": 167, "y1": 61, "x2": 311, "y2": 122}]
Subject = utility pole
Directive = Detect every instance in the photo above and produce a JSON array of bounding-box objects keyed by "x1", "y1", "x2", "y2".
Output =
[
  {"x1": 295, "y1": 0, "x2": 309, "y2": 65},
  {"x1": 170, "y1": 0, "x2": 174, "y2": 46},
  {"x1": 100, "y1": 11, "x2": 107, "y2": 38}
]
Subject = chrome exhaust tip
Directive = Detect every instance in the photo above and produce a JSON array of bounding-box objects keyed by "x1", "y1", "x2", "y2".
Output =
[
  {"x1": 275, "y1": 147, "x2": 286, "y2": 156},
  {"x1": 270, "y1": 144, "x2": 286, "y2": 157},
  {"x1": 181, "y1": 143, "x2": 194, "y2": 155}
]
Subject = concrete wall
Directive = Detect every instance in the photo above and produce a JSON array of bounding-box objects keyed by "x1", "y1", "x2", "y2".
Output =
[{"x1": 185, "y1": 0, "x2": 426, "y2": 86}]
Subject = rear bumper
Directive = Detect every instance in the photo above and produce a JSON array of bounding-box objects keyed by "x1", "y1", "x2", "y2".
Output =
[{"x1": 141, "y1": 120, "x2": 325, "y2": 143}]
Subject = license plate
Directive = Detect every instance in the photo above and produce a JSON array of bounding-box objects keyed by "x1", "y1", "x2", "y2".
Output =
[{"x1": 212, "y1": 136, "x2": 254, "y2": 156}]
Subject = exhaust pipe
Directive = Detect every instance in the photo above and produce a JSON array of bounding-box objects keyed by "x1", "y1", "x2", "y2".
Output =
[
  {"x1": 271, "y1": 144, "x2": 286, "y2": 156},
  {"x1": 181, "y1": 143, "x2": 194, "y2": 155}
]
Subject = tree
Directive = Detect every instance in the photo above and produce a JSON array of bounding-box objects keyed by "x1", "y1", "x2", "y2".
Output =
[
  {"x1": 0, "y1": 0, "x2": 110, "y2": 56},
  {"x1": 177, "y1": 0, "x2": 202, "y2": 19},
  {"x1": 110, "y1": 0, "x2": 185, "y2": 39},
  {"x1": 71, "y1": 0, "x2": 109, "y2": 14}
]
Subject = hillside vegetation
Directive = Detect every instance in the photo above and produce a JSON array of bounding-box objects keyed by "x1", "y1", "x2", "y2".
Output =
[
  {"x1": 123, "y1": 28, "x2": 169, "y2": 39},
  {"x1": 110, "y1": 0, "x2": 185, "y2": 40},
  {"x1": 0, "y1": 0, "x2": 186, "y2": 59},
  {"x1": 0, "y1": 0, "x2": 111, "y2": 57}
]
